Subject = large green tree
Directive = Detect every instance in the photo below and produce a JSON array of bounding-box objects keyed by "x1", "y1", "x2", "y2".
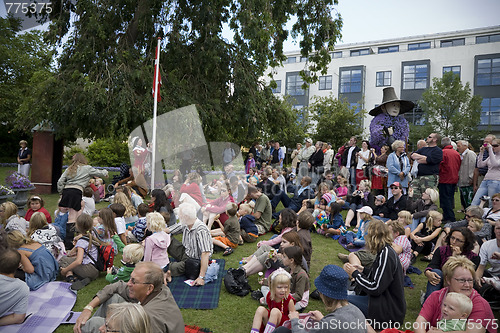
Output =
[
  {"x1": 309, "y1": 95, "x2": 365, "y2": 149},
  {"x1": 420, "y1": 71, "x2": 484, "y2": 141},
  {"x1": 19, "y1": 0, "x2": 342, "y2": 145}
]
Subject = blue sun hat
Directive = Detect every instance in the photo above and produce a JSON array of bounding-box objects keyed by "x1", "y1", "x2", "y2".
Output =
[{"x1": 314, "y1": 265, "x2": 349, "y2": 300}]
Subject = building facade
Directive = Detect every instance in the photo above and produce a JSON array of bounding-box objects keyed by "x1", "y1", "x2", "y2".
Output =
[{"x1": 266, "y1": 25, "x2": 500, "y2": 138}]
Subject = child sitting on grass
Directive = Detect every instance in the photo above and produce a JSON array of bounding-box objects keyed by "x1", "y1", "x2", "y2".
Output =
[
  {"x1": 105, "y1": 243, "x2": 144, "y2": 283},
  {"x1": 211, "y1": 203, "x2": 240, "y2": 256},
  {"x1": 109, "y1": 203, "x2": 128, "y2": 247},
  {"x1": 322, "y1": 202, "x2": 346, "y2": 239},
  {"x1": 143, "y1": 212, "x2": 170, "y2": 271},
  {"x1": 82, "y1": 187, "x2": 96, "y2": 216},
  {"x1": 238, "y1": 202, "x2": 259, "y2": 243},
  {"x1": 436, "y1": 292, "x2": 473, "y2": 332},
  {"x1": 24, "y1": 195, "x2": 52, "y2": 223},
  {"x1": 126, "y1": 203, "x2": 150, "y2": 243},
  {"x1": 344, "y1": 206, "x2": 374, "y2": 249}
]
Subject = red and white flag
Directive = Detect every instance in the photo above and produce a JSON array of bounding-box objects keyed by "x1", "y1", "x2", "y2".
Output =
[{"x1": 152, "y1": 45, "x2": 162, "y2": 102}]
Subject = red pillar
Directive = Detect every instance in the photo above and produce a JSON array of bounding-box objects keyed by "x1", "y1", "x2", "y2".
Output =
[{"x1": 31, "y1": 125, "x2": 63, "y2": 194}]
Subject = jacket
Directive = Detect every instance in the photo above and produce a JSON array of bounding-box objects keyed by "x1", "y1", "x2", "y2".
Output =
[
  {"x1": 387, "y1": 152, "x2": 411, "y2": 188},
  {"x1": 407, "y1": 198, "x2": 438, "y2": 220},
  {"x1": 341, "y1": 146, "x2": 360, "y2": 168},
  {"x1": 144, "y1": 231, "x2": 170, "y2": 268},
  {"x1": 352, "y1": 245, "x2": 406, "y2": 325},
  {"x1": 386, "y1": 195, "x2": 408, "y2": 220},
  {"x1": 458, "y1": 149, "x2": 477, "y2": 187},
  {"x1": 57, "y1": 165, "x2": 108, "y2": 193},
  {"x1": 439, "y1": 145, "x2": 461, "y2": 184},
  {"x1": 96, "y1": 281, "x2": 184, "y2": 333}
]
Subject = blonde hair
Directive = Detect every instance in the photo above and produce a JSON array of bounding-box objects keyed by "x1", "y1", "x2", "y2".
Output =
[
  {"x1": 365, "y1": 219, "x2": 393, "y2": 254},
  {"x1": 270, "y1": 272, "x2": 291, "y2": 301},
  {"x1": 123, "y1": 244, "x2": 144, "y2": 264},
  {"x1": 146, "y1": 212, "x2": 166, "y2": 233},
  {"x1": 67, "y1": 153, "x2": 88, "y2": 178},
  {"x1": 445, "y1": 292, "x2": 473, "y2": 317},
  {"x1": 359, "y1": 179, "x2": 371, "y2": 191},
  {"x1": 426, "y1": 211, "x2": 443, "y2": 231},
  {"x1": 239, "y1": 203, "x2": 253, "y2": 215},
  {"x1": 442, "y1": 256, "x2": 476, "y2": 286},
  {"x1": 424, "y1": 188, "x2": 439, "y2": 203},
  {"x1": 397, "y1": 210, "x2": 412, "y2": 226},
  {"x1": 1, "y1": 202, "x2": 19, "y2": 226},
  {"x1": 320, "y1": 294, "x2": 349, "y2": 312},
  {"x1": 106, "y1": 303, "x2": 151, "y2": 333},
  {"x1": 28, "y1": 212, "x2": 48, "y2": 237},
  {"x1": 468, "y1": 217, "x2": 484, "y2": 231},
  {"x1": 7, "y1": 230, "x2": 36, "y2": 248},
  {"x1": 387, "y1": 220, "x2": 405, "y2": 236},
  {"x1": 114, "y1": 192, "x2": 137, "y2": 218}
]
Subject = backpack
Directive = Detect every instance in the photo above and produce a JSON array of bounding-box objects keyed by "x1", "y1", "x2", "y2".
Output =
[{"x1": 81, "y1": 236, "x2": 115, "y2": 271}]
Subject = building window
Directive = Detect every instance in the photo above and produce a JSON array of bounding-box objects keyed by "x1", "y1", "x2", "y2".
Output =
[
  {"x1": 376, "y1": 71, "x2": 392, "y2": 87},
  {"x1": 408, "y1": 42, "x2": 431, "y2": 51},
  {"x1": 443, "y1": 66, "x2": 461, "y2": 78},
  {"x1": 300, "y1": 56, "x2": 308, "y2": 62},
  {"x1": 286, "y1": 74, "x2": 304, "y2": 96},
  {"x1": 403, "y1": 64, "x2": 428, "y2": 90},
  {"x1": 378, "y1": 45, "x2": 399, "y2": 54},
  {"x1": 332, "y1": 51, "x2": 342, "y2": 58},
  {"x1": 350, "y1": 48, "x2": 370, "y2": 57},
  {"x1": 271, "y1": 80, "x2": 281, "y2": 94},
  {"x1": 476, "y1": 34, "x2": 500, "y2": 44},
  {"x1": 480, "y1": 97, "x2": 500, "y2": 125},
  {"x1": 318, "y1": 75, "x2": 332, "y2": 90},
  {"x1": 404, "y1": 104, "x2": 425, "y2": 126},
  {"x1": 477, "y1": 57, "x2": 500, "y2": 86},
  {"x1": 287, "y1": 56, "x2": 296, "y2": 64},
  {"x1": 340, "y1": 69, "x2": 362, "y2": 93},
  {"x1": 440, "y1": 38, "x2": 465, "y2": 47}
]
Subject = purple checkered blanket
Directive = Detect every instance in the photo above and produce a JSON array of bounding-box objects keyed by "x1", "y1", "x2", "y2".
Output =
[{"x1": 3, "y1": 282, "x2": 77, "y2": 333}]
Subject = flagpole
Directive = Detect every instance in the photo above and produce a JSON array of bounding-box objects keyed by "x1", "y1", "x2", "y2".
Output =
[{"x1": 151, "y1": 37, "x2": 161, "y2": 191}]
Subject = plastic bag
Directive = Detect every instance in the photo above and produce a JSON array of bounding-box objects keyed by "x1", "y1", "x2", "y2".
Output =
[
  {"x1": 204, "y1": 261, "x2": 220, "y2": 283},
  {"x1": 224, "y1": 268, "x2": 251, "y2": 296}
]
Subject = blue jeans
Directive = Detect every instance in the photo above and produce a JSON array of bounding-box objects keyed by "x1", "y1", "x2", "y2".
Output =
[
  {"x1": 349, "y1": 167, "x2": 357, "y2": 193},
  {"x1": 347, "y1": 294, "x2": 369, "y2": 317},
  {"x1": 471, "y1": 180, "x2": 500, "y2": 206},
  {"x1": 345, "y1": 231, "x2": 365, "y2": 247},
  {"x1": 424, "y1": 269, "x2": 443, "y2": 301},
  {"x1": 373, "y1": 216, "x2": 390, "y2": 222}
]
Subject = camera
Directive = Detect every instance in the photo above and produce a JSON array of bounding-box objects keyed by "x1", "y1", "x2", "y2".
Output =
[
  {"x1": 481, "y1": 195, "x2": 490, "y2": 201},
  {"x1": 111, "y1": 266, "x2": 119, "y2": 275},
  {"x1": 353, "y1": 190, "x2": 361, "y2": 196}
]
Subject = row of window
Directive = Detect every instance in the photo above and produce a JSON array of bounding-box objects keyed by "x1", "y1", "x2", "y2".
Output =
[
  {"x1": 285, "y1": 34, "x2": 500, "y2": 63},
  {"x1": 274, "y1": 56, "x2": 500, "y2": 94}
]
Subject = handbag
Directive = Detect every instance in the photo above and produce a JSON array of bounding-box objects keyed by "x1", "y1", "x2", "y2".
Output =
[{"x1": 185, "y1": 257, "x2": 201, "y2": 280}]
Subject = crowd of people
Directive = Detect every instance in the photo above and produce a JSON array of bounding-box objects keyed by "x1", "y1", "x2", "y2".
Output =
[{"x1": 1, "y1": 131, "x2": 499, "y2": 333}]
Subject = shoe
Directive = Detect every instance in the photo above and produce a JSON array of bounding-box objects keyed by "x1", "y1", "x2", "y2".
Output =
[
  {"x1": 420, "y1": 254, "x2": 433, "y2": 262},
  {"x1": 71, "y1": 277, "x2": 91, "y2": 291},
  {"x1": 66, "y1": 275, "x2": 78, "y2": 283},
  {"x1": 251, "y1": 290, "x2": 264, "y2": 300},
  {"x1": 310, "y1": 289, "x2": 321, "y2": 300},
  {"x1": 337, "y1": 253, "x2": 349, "y2": 263},
  {"x1": 410, "y1": 254, "x2": 417, "y2": 266},
  {"x1": 223, "y1": 247, "x2": 234, "y2": 256},
  {"x1": 346, "y1": 243, "x2": 355, "y2": 249}
]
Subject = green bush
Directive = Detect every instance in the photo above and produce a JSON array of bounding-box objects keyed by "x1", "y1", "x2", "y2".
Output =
[
  {"x1": 63, "y1": 146, "x2": 87, "y2": 165},
  {"x1": 86, "y1": 138, "x2": 130, "y2": 167}
]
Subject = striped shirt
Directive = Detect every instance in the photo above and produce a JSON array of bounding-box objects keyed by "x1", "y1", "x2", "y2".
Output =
[{"x1": 169, "y1": 219, "x2": 213, "y2": 259}]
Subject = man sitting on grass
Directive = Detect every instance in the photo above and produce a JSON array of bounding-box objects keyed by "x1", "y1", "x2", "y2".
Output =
[{"x1": 0, "y1": 248, "x2": 29, "y2": 326}]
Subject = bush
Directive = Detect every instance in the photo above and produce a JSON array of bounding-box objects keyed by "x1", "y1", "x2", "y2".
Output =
[
  {"x1": 86, "y1": 138, "x2": 130, "y2": 167},
  {"x1": 63, "y1": 146, "x2": 87, "y2": 165}
]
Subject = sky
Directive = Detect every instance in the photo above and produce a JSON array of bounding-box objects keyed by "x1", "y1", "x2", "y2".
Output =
[
  {"x1": 281, "y1": 0, "x2": 500, "y2": 51},
  {"x1": 2, "y1": 0, "x2": 500, "y2": 48}
]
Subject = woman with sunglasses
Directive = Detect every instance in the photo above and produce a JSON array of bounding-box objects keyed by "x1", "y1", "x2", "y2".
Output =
[
  {"x1": 422, "y1": 227, "x2": 479, "y2": 302},
  {"x1": 415, "y1": 256, "x2": 496, "y2": 333},
  {"x1": 471, "y1": 139, "x2": 500, "y2": 207}
]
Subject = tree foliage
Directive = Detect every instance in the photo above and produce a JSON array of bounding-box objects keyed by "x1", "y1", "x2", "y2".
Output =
[
  {"x1": 309, "y1": 95, "x2": 365, "y2": 149},
  {"x1": 420, "y1": 71, "x2": 484, "y2": 141},
  {"x1": 18, "y1": 0, "x2": 342, "y2": 146},
  {"x1": 0, "y1": 16, "x2": 54, "y2": 129}
]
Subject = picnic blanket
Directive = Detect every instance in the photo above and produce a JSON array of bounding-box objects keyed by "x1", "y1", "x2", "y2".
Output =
[
  {"x1": 3, "y1": 281, "x2": 76, "y2": 333},
  {"x1": 185, "y1": 325, "x2": 213, "y2": 332},
  {"x1": 169, "y1": 259, "x2": 225, "y2": 309},
  {"x1": 338, "y1": 235, "x2": 365, "y2": 252}
]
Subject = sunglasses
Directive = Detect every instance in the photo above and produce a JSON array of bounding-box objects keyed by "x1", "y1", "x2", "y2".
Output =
[
  {"x1": 492, "y1": 144, "x2": 499, "y2": 147},
  {"x1": 390, "y1": 186, "x2": 400, "y2": 189}
]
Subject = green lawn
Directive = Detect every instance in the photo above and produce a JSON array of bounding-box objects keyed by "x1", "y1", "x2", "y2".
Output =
[{"x1": 1, "y1": 166, "x2": 496, "y2": 332}]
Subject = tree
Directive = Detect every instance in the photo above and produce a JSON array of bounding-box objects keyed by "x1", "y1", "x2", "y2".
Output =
[
  {"x1": 21, "y1": 0, "x2": 343, "y2": 145},
  {"x1": 420, "y1": 71, "x2": 484, "y2": 141},
  {"x1": 309, "y1": 95, "x2": 365, "y2": 149}
]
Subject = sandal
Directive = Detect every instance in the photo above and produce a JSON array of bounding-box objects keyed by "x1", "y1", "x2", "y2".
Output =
[
  {"x1": 223, "y1": 247, "x2": 234, "y2": 256},
  {"x1": 66, "y1": 275, "x2": 78, "y2": 283},
  {"x1": 421, "y1": 254, "x2": 433, "y2": 262}
]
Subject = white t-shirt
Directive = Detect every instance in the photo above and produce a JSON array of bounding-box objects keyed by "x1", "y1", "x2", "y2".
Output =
[
  {"x1": 356, "y1": 149, "x2": 371, "y2": 170},
  {"x1": 82, "y1": 196, "x2": 96, "y2": 216},
  {"x1": 478, "y1": 238, "x2": 500, "y2": 276},
  {"x1": 115, "y1": 217, "x2": 126, "y2": 235}
]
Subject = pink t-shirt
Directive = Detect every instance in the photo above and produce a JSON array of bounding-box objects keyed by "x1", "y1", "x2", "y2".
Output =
[{"x1": 420, "y1": 287, "x2": 496, "y2": 333}]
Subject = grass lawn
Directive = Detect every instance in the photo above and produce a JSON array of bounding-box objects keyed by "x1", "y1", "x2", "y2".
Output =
[{"x1": 1, "y1": 167, "x2": 497, "y2": 332}]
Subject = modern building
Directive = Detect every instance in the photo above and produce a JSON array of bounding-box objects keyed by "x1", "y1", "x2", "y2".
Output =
[{"x1": 266, "y1": 25, "x2": 500, "y2": 138}]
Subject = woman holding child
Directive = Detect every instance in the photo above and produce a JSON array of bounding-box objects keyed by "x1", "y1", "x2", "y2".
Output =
[{"x1": 415, "y1": 256, "x2": 496, "y2": 333}]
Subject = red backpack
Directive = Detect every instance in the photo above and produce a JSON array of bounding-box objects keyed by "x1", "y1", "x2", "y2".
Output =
[{"x1": 81, "y1": 236, "x2": 115, "y2": 271}]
